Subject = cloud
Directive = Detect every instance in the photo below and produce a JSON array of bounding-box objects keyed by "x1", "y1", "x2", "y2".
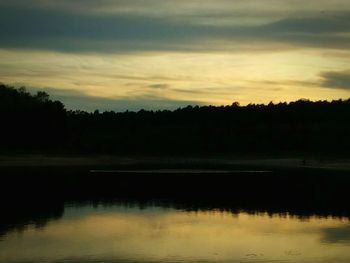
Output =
[
  {"x1": 249, "y1": 80, "x2": 318, "y2": 88},
  {"x1": 1, "y1": 0, "x2": 349, "y2": 17},
  {"x1": 320, "y1": 71, "x2": 350, "y2": 90},
  {"x1": 321, "y1": 225, "x2": 350, "y2": 244},
  {"x1": 147, "y1": 84, "x2": 169, "y2": 89},
  {"x1": 263, "y1": 16, "x2": 350, "y2": 34},
  {"x1": 1, "y1": 4, "x2": 350, "y2": 53}
]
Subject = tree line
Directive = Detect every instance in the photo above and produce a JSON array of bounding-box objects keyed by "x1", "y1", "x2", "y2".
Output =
[{"x1": 1, "y1": 83, "x2": 349, "y2": 156}]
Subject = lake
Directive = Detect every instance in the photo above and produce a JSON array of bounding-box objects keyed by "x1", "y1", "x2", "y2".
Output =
[
  {"x1": 1, "y1": 166, "x2": 350, "y2": 263},
  {"x1": 1, "y1": 202, "x2": 350, "y2": 263}
]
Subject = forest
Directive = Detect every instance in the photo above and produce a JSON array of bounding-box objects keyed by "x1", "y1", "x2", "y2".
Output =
[{"x1": 1, "y1": 83, "x2": 349, "y2": 156}]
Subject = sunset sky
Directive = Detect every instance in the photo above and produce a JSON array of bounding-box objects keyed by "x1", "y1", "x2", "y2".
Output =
[{"x1": 1, "y1": 0, "x2": 350, "y2": 111}]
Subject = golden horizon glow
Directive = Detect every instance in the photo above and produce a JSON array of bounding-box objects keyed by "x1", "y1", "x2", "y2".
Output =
[{"x1": 1, "y1": 49, "x2": 350, "y2": 111}]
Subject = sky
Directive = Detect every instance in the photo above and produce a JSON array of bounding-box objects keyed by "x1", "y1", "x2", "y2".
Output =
[{"x1": 1, "y1": 0, "x2": 350, "y2": 111}]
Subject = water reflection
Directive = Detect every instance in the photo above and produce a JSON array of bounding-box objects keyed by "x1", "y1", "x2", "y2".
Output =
[{"x1": 1, "y1": 203, "x2": 350, "y2": 263}]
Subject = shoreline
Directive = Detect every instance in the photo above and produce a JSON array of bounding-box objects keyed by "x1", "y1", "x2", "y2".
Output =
[{"x1": 0, "y1": 155, "x2": 349, "y2": 171}]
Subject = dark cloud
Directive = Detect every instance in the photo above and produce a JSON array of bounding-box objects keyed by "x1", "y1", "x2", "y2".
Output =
[
  {"x1": 321, "y1": 225, "x2": 350, "y2": 244},
  {"x1": 26, "y1": 87, "x2": 202, "y2": 112},
  {"x1": 263, "y1": 16, "x2": 350, "y2": 34},
  {"x1": 249, "y1": 80, "x2": 318, "y2": 87},
  {"x1": 241, "y1": 16, "x2": 350, "y2": 50},
  {"x1": 1, "y1": 5, "x2": 350, "y2": 53},
  {"x1": 147, "y1": 84, "x2": 169, "y2": 89},
  {"x1": 320, "y1": 71, "x2": 350, "y2": 90},
  {"x1": 0, "y1": 7, "x2": 208, "y2": 52}
]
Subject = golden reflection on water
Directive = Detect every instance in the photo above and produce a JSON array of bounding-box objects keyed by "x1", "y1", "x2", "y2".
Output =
[{"x1": 1, "y1": 205, "x2": 350, "y2": 263}]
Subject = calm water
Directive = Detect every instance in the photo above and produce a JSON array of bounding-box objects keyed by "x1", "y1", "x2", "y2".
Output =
[{"x1": 1, "y1": 203, "x2": 350, "y2": 263}]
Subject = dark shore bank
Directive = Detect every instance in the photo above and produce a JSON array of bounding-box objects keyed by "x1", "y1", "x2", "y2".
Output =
[
  {"x1": 1, "y1": 155, "x2": 349, "y2": 213},
  {"x1": 1, "y1": 155, "x2": 349, "y2": 170}
]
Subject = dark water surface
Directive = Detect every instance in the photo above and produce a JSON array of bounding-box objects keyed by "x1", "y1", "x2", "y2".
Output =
[{"x1": 1, "y1": 202, "x2": 350, "y2": 263}]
